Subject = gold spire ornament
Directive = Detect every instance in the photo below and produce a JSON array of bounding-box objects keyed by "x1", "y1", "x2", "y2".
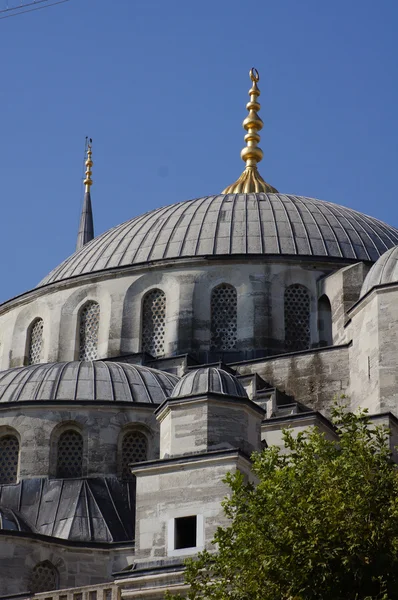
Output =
[
  {"x1": 84, "y1": 139, "x2": 93, "y2": 192},
  {"x1": 222, "y1": 68, "x2": 278, "y2": 194}
]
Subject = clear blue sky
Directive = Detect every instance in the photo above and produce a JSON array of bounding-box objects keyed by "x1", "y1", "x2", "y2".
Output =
[{"x1": 0, "y1": 0, "x2": 397, "y2": 301}]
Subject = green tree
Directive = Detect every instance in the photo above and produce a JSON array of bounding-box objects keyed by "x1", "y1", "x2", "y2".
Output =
[{"x1": 168, "y1": 407, "x2": 398, "y2": 600}]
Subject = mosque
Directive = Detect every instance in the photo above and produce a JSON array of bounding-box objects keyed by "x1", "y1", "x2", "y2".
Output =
[{"x1": 1, "y1": 68, "x2": 398, "y2": 599}]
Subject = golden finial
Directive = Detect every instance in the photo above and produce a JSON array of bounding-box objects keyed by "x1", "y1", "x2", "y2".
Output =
[
  {"x1": 83, "y1": 138, "x2": 93, "y2": 193},
  {"x1": 222, "y1": 68, "x2": 278, "y2": 194}
]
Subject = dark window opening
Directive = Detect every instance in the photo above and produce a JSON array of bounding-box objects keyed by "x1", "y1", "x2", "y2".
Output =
[{"x1": 175, "y1": 515, "x2": 197, "y2": 549}]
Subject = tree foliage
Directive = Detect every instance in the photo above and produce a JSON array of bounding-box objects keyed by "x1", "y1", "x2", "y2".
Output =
[{"x1": 168, "y1": 406, "x2": 398, "y2": 600}]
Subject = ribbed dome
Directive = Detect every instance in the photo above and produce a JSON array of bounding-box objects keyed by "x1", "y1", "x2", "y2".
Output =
[
  {"x1": 0, "y1": 507, "x2": 32, "y2": 533},
  {"x1": 361, "y1": 246, "x2": 398, "y2": 297},
  {"x1": 0, "y1": 361, "x2": 178, "y2": 404},
  {"x1": 38, "y1": 194, "x2": 398, "y2": 286},
  {"x1": 170, "y1": 367, "x2": 248, "y2": 399}
]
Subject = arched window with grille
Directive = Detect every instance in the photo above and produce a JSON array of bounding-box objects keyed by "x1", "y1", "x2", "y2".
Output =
[
  {"x1": 0, "y1": 434, "x2": 19, "y2": 484},
  {"x1": 141, "y1": 289, "x2": 166, "y2": 357},
  {"x1": 121, "y1": 430, "x2": 148, "y2": 479},
  {"x1": 210, "y1": 284, "x2": 237, "y2": 351},
  {"x1": 284, "y1": 284, "x2": 311, "y2": 352},
  {"x1": 27, "y1": 318, "x2": 44, "y2": 365},
  {"x1": 79, "y1": 301, "x2": 100, "y2": 360},
  {"x1": 29, "y1": 561, "x2": 58, "y2": 594},
  {"x1": 56, "y1": 429, "x2": 83, "y2": 478}
]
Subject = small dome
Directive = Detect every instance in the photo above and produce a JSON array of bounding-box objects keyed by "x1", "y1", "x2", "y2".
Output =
[
  {"x1": 170, "y1": 367, "x2": 248, "y2": 399},
  {"x1": 0, "y1": 507, "x2": 32, "y2": 533},
  {"x1": 361, "y1": 246, "x2": 398, "y2": 297},
  {"x1": 39, "y1": 194, "x2": 398, "y2": 287},
  {"x1": 0, "y1": 361, "x2": 178, "y2": 404}
]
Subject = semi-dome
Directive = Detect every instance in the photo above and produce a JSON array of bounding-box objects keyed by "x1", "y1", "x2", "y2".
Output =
[
  {"x1": 0, "y1": 361, "x2": 178, "y2": 404},
  {"x1": 0, "y1": 507, "x2": 32, "y2": 533},
  {"x1": 39, "y1": 194, "x2": 398, "y2": 287},
  {"x1": 360, "y1": 245, "x2": 398, "y2": 297},
  {"x1": 170, "y1": 367, "x2": 248, "y2": 399}
]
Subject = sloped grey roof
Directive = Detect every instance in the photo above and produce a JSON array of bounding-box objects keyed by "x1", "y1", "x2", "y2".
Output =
[
  {"x1": 171, "y1": 367, "x2": 248, "y2": 399},
  {"x1": 39, "y1": 194, "x2": 398, "y2": 286},
  {"x1": 0, "y1": 361, "x2": 178, "y2": 404},
  {"x1": 360, "y1": 245, "x2": 398, "y2": 297},
  {"x1": 0, "y1": 477, "x2": 134, "y2": 542}
]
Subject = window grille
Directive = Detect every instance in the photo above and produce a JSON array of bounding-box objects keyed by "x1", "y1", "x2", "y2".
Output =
[
  {"x1": 284, "y1": 284, "x2": 311, "y2": 352},
  {"x1": 210, "y1": 284, "x2": 237, "y2": 351},
  {"x1": 121, "y1": 431, "x2": 148, "y2": 479},
  {"x1": 29, "y1": 561, "x2": 58, "y2": 594},
  {"x1": 28, "y1": 318, "x2": 44, "y2": 365},
  {"x1": 56, "y1": 430, "x2": 83, "y2": 478},
  {"x1": 141, "y1": 289, "x2": 166, "y2": 357},
  {"x1": 0, "y1": 435, "x2": 19, "y2": 484},
  {"x1": 79, "y1": 301, "x2": 100, "y2": 360}
]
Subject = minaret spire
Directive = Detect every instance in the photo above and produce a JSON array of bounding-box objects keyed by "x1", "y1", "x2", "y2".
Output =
[
  {"x1": 76, "y1": 138, "x2": 95, "y2": 251},
  {"x1": 222, "y1": 68, "x2": 278, "y2": 194}
]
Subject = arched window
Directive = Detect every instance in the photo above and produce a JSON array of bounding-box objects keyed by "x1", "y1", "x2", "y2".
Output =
[
  {"x1": 56, "y1": 430, "x2": 83, "y2": 478},
  {"x1": 121, "y1": 431, "x2": 148, "y2": 479},
  {"x1": 141, "y1": 289, "x2": 166, "y2": 357},
  {"x1": 79, "y1": 301, "x2": 100, "y2": 360},
  {"x1": 28, "y1": 318, "x2": 44, "y2": 365},
  {"x1": 284, "y1": 284, "x2": 311, "y2": 352},
  {"x1": 0, "y1": 434, "x2": 19, "y2": 484},
  {"x1": 210, "y1": 284, "x2": 237, "y2": 351},
  {"x1": 318, "y1": 295, "x2": 333, "y2": 347},
  {"x1": 29, "y1": 561, "x2": 58, "y2": 594}
]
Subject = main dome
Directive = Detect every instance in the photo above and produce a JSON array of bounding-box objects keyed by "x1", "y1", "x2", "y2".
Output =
[{"x1": 39, "y1": 194, "x2": 398, "y2": 286}]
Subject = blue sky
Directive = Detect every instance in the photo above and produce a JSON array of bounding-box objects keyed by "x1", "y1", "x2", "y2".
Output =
[{"x1": 0, "y1": 0, "x2": 397, "y2": 301}]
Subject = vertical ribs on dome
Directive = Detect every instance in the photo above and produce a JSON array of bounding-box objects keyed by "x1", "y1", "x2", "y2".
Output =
[{"x1": 222, "y1": 68, "x2": 278, "y2": 194}]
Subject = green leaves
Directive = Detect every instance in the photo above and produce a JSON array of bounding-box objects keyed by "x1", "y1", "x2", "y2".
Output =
[{"x1": 167, "y1": 405, "x2": 398, "y2": 600}]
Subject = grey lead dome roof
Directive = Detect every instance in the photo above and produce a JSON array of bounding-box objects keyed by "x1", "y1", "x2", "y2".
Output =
[
  {"x1": 361, "y1": 245, "x2": 398, "y2": 297},
  {"x1": 171, "y1": 367, "x2": 248, "y2": 399},
  {"x1": 39, "y1": 194, "x2": 398, "y2": 286},
  {"x1": 0, "y1": 361, "x2": 178, "y2": 404}
]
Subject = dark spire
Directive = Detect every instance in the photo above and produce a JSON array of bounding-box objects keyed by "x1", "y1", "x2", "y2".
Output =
[{"x1": 76, "y1": 140, "x2": 94, "y2": 251}]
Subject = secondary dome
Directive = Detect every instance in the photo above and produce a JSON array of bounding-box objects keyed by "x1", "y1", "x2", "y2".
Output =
[
  {"x1": 39, "y1": 194, "x2": 398, "y2": 287},
  {"x1": 361, "y1": 245, "x2": 398, "y2": 297},
  {"x1": 0, "y1": 361, "x2": 178, "y2": 404},
  {"x1": 170, "y1": 367, "x2": 248, "y2": 399}
]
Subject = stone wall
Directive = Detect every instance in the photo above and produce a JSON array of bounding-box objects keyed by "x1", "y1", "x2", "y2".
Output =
[
  {"x1": 321, "y1": 262, "x2": 369, "y2": 345},
  {"x1": 0, "y1": 534, "x2": 132, "y2": 596},
  {"x1": 234, "y1": 345, "x2": 350, "y2": 415},
  {"x1": 133, "y1": 451, "x2": 251, "y2": 561}
]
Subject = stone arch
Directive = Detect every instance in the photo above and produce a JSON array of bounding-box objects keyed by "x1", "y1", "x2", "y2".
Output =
[
  {"x1": 284, "y1": 283, "x2": 311, "y2": 352},
  {"x1": 10, "y1": 303, "x2": 50, "y2": 368},
  {"x1": 210, "y1": 283, "x2": 238, "y2": 352},
  {"x1": 121, "y1": 273, "x2": 179, "y2": 356},
  {"x1": 58, "y1": 285, "x2": 112, "y2": 361},
  {"x1": 318, "y1": 294, "x2": 333, "y2": 347},
  {"x1": 0, "y1": 426, "x2": 20, "y2": 484}
]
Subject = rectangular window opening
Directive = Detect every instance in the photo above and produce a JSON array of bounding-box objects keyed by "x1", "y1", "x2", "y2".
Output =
[{"x1": 174, "y1": 515, "x2": 197, "y2": 549}]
